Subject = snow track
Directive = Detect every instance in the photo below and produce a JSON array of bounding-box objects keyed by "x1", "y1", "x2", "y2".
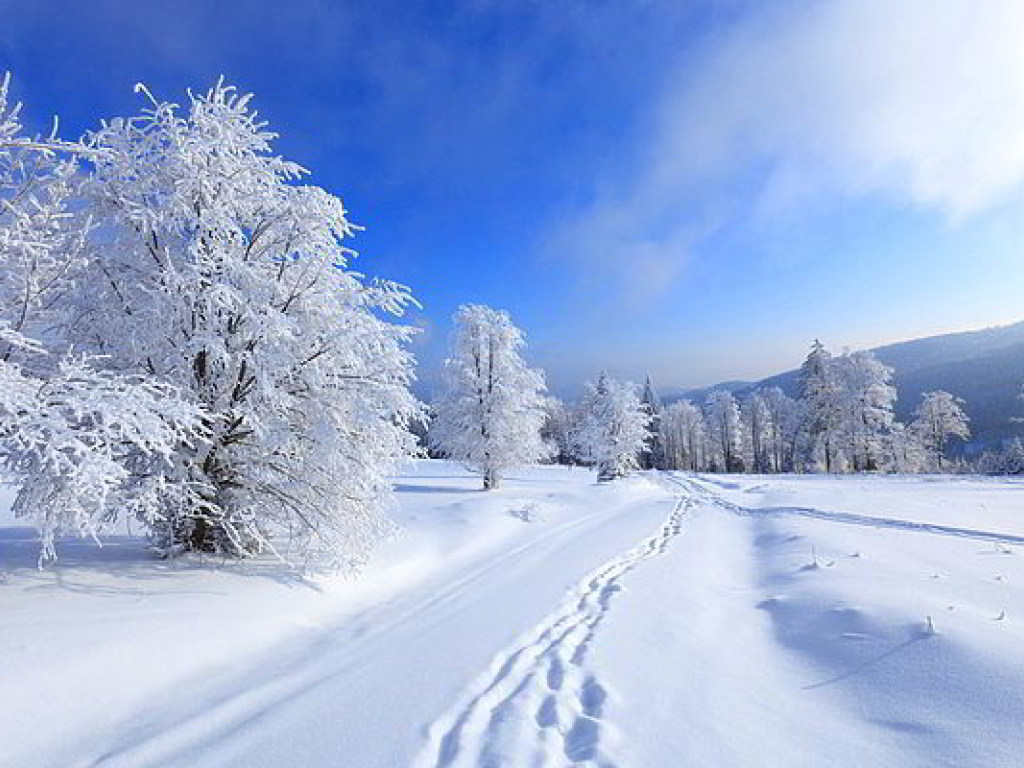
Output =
[
  {"x1": 88, "y1": 498, "x2": 650, "y2": 768},
  {"x1": 416, "y1": 495, "x2": 693, "y2": 768},
  {"x1": 8, "y1": 464, "x2": 1024, "y2": 767},
  {"x1": 677, "y1": 474, "x2": 1024, "y2": 547}
]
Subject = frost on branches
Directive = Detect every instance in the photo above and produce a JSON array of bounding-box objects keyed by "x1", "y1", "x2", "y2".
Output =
[
  {"x1": 0, "y1": 74, "x2": 202, "y2": 562},
  {"x1": 1, "y1": 75, "x2": 420, "y2": 567},
  {"x1": 911, "y1": 391, "x2": 970, "y2": 470},
  {"x1": 574, "y1": 374, "x2": 651, "y2": 482},
  {"x1": 835, "y1": 350, "x2": 897, "y2": 472},
  {"x1": 0, "y1": 340, "x2": 203, "y2": 563},
  {"x1": 796, "y1": 342, "x2": 901, "y2": 473},
  {"x1": 430, "y1": 305, "x2": 549, "y2": 490},
  {"x1": 704, "y1": 390, "x2": 744, "y2": 472},
  {"x1": 799, "y1": 340, "x2": 845, "y2": 472},
  {"x1": 638, "y1": 376, "x2": 663, "y2": 470},
  {"x1": 659, "y1": 400, "x2": 708, "y2": 471}
]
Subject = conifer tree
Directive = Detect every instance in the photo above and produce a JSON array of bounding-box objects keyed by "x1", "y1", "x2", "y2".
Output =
[
  {"x1": 639, "y1": 375, "x2": 664, "y2": 469},
  {"x1": 799, "y1": 340, "x2": 844, "y2": 472}
]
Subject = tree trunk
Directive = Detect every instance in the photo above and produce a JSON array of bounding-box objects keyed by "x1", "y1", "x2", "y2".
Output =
[{"x1": 483, "y1": 468, "x2": 500, "y2": 490}]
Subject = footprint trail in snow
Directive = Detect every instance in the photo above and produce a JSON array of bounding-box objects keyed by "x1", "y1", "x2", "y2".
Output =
[{"x1": 416, "y1": 493, "x2": 694, "y2": 768}]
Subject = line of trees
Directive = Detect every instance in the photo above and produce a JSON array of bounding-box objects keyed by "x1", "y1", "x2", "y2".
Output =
[
  {"x1": 428, "y1": 306, "x2": 652, "y2": 488},
  {"x1": 543, "y1": 341, "x2": 973, "y2": 476},
  {"x1": 426, "y1": 314, "x2": 984, "y2": 486},
  {"x1": 976, "y1": 391, "x2": 1024, "y2": 475}
]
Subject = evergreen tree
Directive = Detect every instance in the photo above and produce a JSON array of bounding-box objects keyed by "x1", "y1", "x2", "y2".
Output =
[
  {"x1": 1002, "y1": 439, "x2": 1024, "y2": 474},
  {"x1": 639, "y1": 375, "x2": 664, "y2": 469},
  {"x1": 798, "y1": 340, "x2": 844, "y2": 472}
]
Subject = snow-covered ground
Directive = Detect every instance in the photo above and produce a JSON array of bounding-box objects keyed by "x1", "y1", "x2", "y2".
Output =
[{"x1": 3, "y1": 463, "x2": 1024, "y2": 767}]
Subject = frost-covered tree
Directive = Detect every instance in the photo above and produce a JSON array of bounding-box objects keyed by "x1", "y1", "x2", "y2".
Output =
[
  {"x1": 911, "y1": 391, "x2": 970, "y2": 470},
  {"x1": 639, "y1": 376, "x2": 664, "y2": 469},
  {"x1": 0, "y1": 74, "x2": 204, "y2": 561},
  {"x1": 798, "y1": 340, "x2": 845, "y2": 472},
  {"x1": 541, "y1": 397, "x2": 578, "y2": 466},
  {"x1": 430, "y1": 305, "x2": 549, "y2": 489},
  {"x1": 836, "y1": 350, "x2": 897, "y2": 471},
  {"x1": 574, "y1": 374, "x2": 652, "y2": 481},
  {"x1": 1000, "y1": 439, "x2": 1024, "y2": 474},
  {"x1": 0, "y1": 338, "x2": 204, "y2": 562},
  {"x1": 20, "y1": 79, "x2": 422, "y2": 566},
  {"x1": 659, "y1": 399, "x2": 707, "y2": 471},
  {"x1": 0, "y1": 88, "x2": 82, "y2": 353},
  {"x1": 704, "y1": 390, "x2": 744, "y2": 472},
  {"x1": 760, "y1": 387, "x2": 800, "y2": 473},
  {"x1": 978, "y1": 439, "x2": 1024, "y2": 475},
  {"x1": 884, "y1": 423, "x2": 928, "y2": 473},
  {"x1": 740, "y1": 392, "x2": 773, "y2": 473}
]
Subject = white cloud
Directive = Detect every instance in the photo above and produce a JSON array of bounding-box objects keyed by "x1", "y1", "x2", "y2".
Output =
[{"x1": 555, "y1": 0, "x2": 1024, "y2": 299}]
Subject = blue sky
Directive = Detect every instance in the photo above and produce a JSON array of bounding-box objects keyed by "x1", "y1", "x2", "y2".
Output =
[{"x1": 3, "y1": 0, "x2": 1023, "y2": 396}]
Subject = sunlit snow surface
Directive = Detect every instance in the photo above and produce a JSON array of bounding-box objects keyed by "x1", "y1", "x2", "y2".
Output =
[{"x1": 2, "y1": 463, "x2": 1024, "y2": 767}]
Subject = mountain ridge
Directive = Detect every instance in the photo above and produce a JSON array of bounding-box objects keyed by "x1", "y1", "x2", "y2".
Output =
[{"x1": 669, "y1": 320, "x2": 1024, "y2": 452}]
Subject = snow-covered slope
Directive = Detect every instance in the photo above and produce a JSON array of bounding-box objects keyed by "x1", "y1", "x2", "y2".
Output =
[
  {"x1": 2, "y1": 464, "x2": 1024, "y2": 767},
  {"x1": 600, "y1": 473, "x2": 1024, "y2": 767},
  {"x1": 689, "y1": 320, "x2": 1024, "y2": 451}
]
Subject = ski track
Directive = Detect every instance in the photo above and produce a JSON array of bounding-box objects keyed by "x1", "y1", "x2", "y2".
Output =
[
  {"x1": 671, "y1": 474, "x2": 1024, "y2": 547},
  {"x1": 97, "y1": 473, "x2": 1007, "y2": 768},
  {"x1": 417, "y1": 493, "x2": 694, "y2": 768},
  {"x1": 92, "y1": 500, "x2": 637, "y2": 768}
]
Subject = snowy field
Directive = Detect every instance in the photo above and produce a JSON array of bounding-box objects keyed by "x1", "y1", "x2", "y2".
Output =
[{"x1": 3, "y1": 462, "x2": 1024, "y2": 767}]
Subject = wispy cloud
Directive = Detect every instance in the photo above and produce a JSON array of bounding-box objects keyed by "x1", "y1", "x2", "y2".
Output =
[{"x1": 553, "y1": 0, "x2": 1024, "y2": 301}]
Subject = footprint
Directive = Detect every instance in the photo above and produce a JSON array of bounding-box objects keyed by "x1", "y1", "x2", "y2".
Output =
[
  {"x1": 564, "y1": 717, "x2": 601, "y2": 762},
  {"x1": 535, "y1": 694, "x2": 559, "y2": 728},
  {"x1": 598, "y1": 583, "x2": 621, "y2": 607},
  {"x1": 419, "y1": 495, "x2": 691, "y2": 768},
  {"x1": 580, "y1": 677, "x2": 607, "y2": 718},
  {"x1": 546, "y1": 656, "x2": 565, "y2": 691},
  {"x1": 570, "y1": 639, "x2": 590, "y2": 666}
]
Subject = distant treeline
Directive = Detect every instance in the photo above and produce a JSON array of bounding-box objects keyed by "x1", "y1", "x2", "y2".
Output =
[{"x1": 539, "y1": 341, "x2": 1024, "y2": 476}]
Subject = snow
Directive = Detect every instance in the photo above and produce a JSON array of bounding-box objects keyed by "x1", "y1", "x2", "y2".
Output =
[
  {"x1": 601, "y1": 473, "x2": 1024, "y2": 767},
  {"x1": 3, "y1": 463, "x2": 1024, "y2": 766}
]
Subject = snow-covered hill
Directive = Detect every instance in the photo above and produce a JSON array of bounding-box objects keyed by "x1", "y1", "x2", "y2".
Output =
[
  {"x1": 2, "y1": 462, "x2": 1024, "y2": 766},
  {"x1": 676, "y1": 319, "x2": 1024, "y2": 452}
]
